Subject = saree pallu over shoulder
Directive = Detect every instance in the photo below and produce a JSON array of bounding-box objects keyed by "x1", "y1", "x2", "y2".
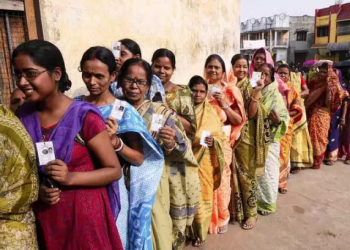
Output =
[
  {"x1": 99, "y1": 101, "x2": 164, "y2": 250},
  {"x1": 166, "y1": 85, "x2": 197, "y2": 138},
  {"x1": 261, "y1": 81, "x2": 290, "y2": 142},
  {"x1": 0, "y1": 105, "x2": 39, "y2": 250}
]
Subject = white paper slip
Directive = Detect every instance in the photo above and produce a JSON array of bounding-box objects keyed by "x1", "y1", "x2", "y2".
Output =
[
  {"x1": 111, "y1": 41, "x2": 121, "y2": 59},
  {"x1": 151, "y1": 114, "x2": 164, "y2": 132},
  {"x1": 211, "y1": 85, "x2": 221, "y2": 95},
  {"x1": 222, "y1": 125, "x2": 231, "y2": 137},
  {"x1": 110, "y1": 99, "x2": 126, "y2": 120},
  {"x1": 250, "y1": 71, "x2": 262, "y2": 88},
  {"x1": 36, "y1": 141, "x2": 56, "y2": 165},
  {"x1": 200, "y1": 130, "x2": 211, "y2": 148}
]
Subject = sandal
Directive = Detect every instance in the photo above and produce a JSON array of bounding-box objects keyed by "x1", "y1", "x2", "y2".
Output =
[
  {"x1": 324, "y1": 160, "x2": 334, "y2": 166},
  {"x1": 217, "y1": 224, "x2": 228, "y2": 234},
  {"x1": 193, "y1": 238, "x2": 206, "y2": 247},
  {"x1": 242, "y1": 217, "x2": 258, "y2": 230},
  {"x1": 259, "y1": 210, "x2": 272, "y2": 216},
  {"x1": 290, "y1": 167, "x2": 301, "y2": 174},
  {"x1": 345, "y1": 160, "x2": 350, "y2": 165},
  {"x1": 279, "y1": 188, "x2": 287, "y2": 194}
]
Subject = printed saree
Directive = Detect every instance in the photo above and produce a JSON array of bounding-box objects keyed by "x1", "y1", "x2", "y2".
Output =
[
  {"x1": 0, "y1": 105, "x2": 39, "y2": 250},
  {"x1": 204, "y1": 77, "x2": 246, "y2": 233},
  {"x1": 305, "y1": 68, "x2": 347, "y2": 168},
  {"x1": 189, "y1": 101, "x2": 226, "y2": 242},
  {"x1": 137, "y1": 100, "x2": 199, "y2": 250},
  {"x1": 290, "y1": 72, "x2": 314, "y2": 168},
  {"x1": 75, "y1": 96, "x2": 164, "y2": 250},
  {"x1": 232, "y1": 77, "x2": 270, "y2": 221},
  {"x1": 279, "y1": 81, "x2": 302, "y2": 189}
]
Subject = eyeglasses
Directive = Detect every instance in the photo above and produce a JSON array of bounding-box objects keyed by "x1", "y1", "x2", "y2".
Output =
[
  {"x1": 13, "y1": 70, "x2": 49, "y2": 82},
  {"x1": 123, "y1": 77, "x2": 148, "y2": 87}
]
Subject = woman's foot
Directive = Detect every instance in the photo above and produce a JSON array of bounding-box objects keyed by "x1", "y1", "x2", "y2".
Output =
[
  {"x1": 259, "y1": 210, "x2": 272, "y2": 216},
  {"x1": 193, "y1": 238, "x2": 206, "y2": 247},
  {"x1": 324, "y1": 160, "x2": 334, "y2": 166},
  {"x1": 217, "y1": 224, "x2": 228, "y2": 234},
  {"x1": 279, "y1": 188, "x2": 287, "y2": 194},
  {"x1": 290, "y1": 167, "x2": 301, "y2": 174},
  {"x1": 242, "y1": 217, "x2": 258, "y2": 230},
  {"x1": 345, "y1": 160, "x2": 350, "y2": 165}
]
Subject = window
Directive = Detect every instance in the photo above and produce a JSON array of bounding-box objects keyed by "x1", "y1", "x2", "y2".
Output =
[
  {"x1": 337, "y1": 21, "x2": 350, "y2": 36},
  {"x1": 317, "y1": 26, "x2": 329, "y2": 37},
  {"x1": 296, "y1": 31, "x2": 307, "y2": 41}
]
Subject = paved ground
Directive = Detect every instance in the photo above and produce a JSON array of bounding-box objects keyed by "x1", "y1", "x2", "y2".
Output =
[{"x1": 186, "y1": 161, "x2": 350, "y2": 250}]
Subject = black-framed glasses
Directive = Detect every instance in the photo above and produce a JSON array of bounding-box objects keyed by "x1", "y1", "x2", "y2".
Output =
[
  {"x1": 123, "y1": 77, "x2": 148, "y2": 87},
  {"x1": 13, "y1": 70, "x2": 49, "y2": 82}
]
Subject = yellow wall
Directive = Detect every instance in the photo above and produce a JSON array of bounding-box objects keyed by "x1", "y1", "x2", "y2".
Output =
[
  {"x1": 316, "y1": 16, "x2": 329, "y2": 26},
  {"x1": 337, "y1": 35, "x2": 350, "y2": 43},
  {"x1": 38, "y1": 0, "x2": 241, "y2": 96},
  {"x1": 315, "y1": 37, "x2": 328, "y2": 44},
  {"x1": 329, "y1": 14, "x2": 338, "y2": 43}
]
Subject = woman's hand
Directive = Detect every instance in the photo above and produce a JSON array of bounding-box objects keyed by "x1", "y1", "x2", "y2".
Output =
[
  {"x1": 159, "y1": 126, "x2": 176, "y2": 150},
  {"x1": 106, "y1": 117, "x2": 119, "y2": 137},
  {"x1": 213, "y1": 91, "x2": 228, "y2": 108},
  {"x1": 205, "y1": 136, "x2": 214, "y2": 147},
  {"x1": 251, "y1": 76, "x2": 265, "y2": 96},
  {"x1": 39, "y1": 183, "x2": 61, "y2": 205},
  {"x1": 46, "y1": 159, "x2": 73, "y2": 186},
  {"x1": 340, "y1": 118, "x2": 346, "y2": 127},
  {"x1": 269, "y1": 110, "x2": 281, "y2": 125}
]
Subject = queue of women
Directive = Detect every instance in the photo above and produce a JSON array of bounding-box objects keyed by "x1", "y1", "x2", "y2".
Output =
[{"x1": 1, "y1": 39, "x2": 349, "y2": 250}]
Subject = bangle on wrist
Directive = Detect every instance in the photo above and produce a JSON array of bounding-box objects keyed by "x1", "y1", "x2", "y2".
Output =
[
  {"x1": 164, "y1": 143, "x2": 176, "y2": 152},
  {"x1": 115, "y1": 138, "x2": 124, "y2": 152},
  {"x1": 251, "y1": 96, "x2": 259, "y2": 102},
  {"x1": 221, "y1": 103, "x2": 230, "y2": 110}
]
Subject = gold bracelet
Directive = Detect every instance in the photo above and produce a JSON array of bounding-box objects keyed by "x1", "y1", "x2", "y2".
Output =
[
  {"x1": 164, "y1": 143, "x2": 176, "y2": 151},
  {"x1": 251, "y1": 96, "x2": 259, "y2": 102}
]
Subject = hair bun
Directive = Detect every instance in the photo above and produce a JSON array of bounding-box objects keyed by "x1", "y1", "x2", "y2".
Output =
[{"x1": 59, "y1": 72, "x2": 72, "y2": 93}]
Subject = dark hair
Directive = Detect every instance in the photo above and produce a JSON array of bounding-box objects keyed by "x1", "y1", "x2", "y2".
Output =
[
  {"x1": 231, "y1": 54, "x2": 248, "y2": 66},
  {"x1": 117, "y1": 58, "x2": 153, "y2": 87},
  {"x1": 80, "y1": 46, "x2": 116, "y2": 74},
  {"x1": 254, "y1": 48, "x2": 266, "y2": 57},
  {"x1": 277, "y1": 64, "x2": 291, "y2": 73},
  {"x1": 318, "y1": 62, "x2": 329, "y2": 70},
  {"x1": 189, "y1": 75, "x2": 208, "y2": 91},
  {"x1": 151, "y1": 49, "x2": 176, "y2": 69},
  {"x1": 258, "y1": 63, "x2": 275, "y2": 82},
  {"x1": 205, "y1": 54, "x2": 226, "y2": 73},
  {"x1": 12, "y1": 39, "x2": 71, "y2": 93},
  {"x1": 119, "y1": 38, "x2": 142, "y2": 58}
]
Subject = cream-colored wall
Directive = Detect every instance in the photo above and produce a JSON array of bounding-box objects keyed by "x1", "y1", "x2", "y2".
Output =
[{"x1": 39, "y1": 0, "x2": 241, "y2": 97}]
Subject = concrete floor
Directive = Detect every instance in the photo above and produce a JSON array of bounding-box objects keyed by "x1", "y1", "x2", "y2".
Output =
[{"x1": 186, "y1": 161, "x2": 350, "y2": 250}]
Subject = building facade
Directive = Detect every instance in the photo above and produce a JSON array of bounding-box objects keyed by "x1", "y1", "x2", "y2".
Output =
[
  {"x1": 288, "y1": 15, "x2": 316, "y2": 65},
  {"x1": 240, "y1": 14, "x2": 316, "y2": 65},
  {"x1": 312, "y1": 3, "x2": 350, "y2": 62}
]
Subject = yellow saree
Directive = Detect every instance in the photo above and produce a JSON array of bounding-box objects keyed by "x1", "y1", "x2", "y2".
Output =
[
  {"x1": 190, "y1": 101, "x2": 226, "y2": 242},
  {"x1": 0, "y1": 105, "x2": 39, "y2": 250}
]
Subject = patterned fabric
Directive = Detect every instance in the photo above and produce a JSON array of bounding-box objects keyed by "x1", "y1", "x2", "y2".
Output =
[
  {"x1": 0, "y1": 105, "x2": 39, "y2": 250},
  {"x1": 110, "y1": 75, "x2": 166, "y2": 103},
  {"x1": 32, "y1": 112, "x2": 123, "y2": 250},
  {"x1": 290, "y1": 72, "x2": 314, "y2": 168},
  {"x1": 75, "y1": 96, "x2": 164, "y2": 250},
  {"x1": 279, "y1": 81, "x2": 303, "y2": 189},
  {"x1": 190, "y1": 101, "x2": 226, "y2": 241},
  {"x1": 339, "y1": 98, "x2": 350, "y2": 160},
  {"x1": 137, "y1": 100, "x2": 199, "y2": 250},
  {"x1": 257, "y1": 142, "x2": 280, "y2": 213},
  {"x1": 232, "y1": 77, "x2": 270, "y2": 223},
  {"x1": 165, "y1": 85, "x2": 197, "y2": 139},
  {"x1": 306, "y1": 68, "x2": 347, "y2": 168}
]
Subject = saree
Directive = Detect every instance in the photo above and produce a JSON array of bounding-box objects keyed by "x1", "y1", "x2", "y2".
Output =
[
  {"x1": 0, "y1": 105, "x2": 38, "y2": 250},
  {"x1": 232, "y1": 77, "x2": 270, "y2": 221},
  {"x1": 290, "y1": 72, "x2": 314, "y2": 168},
  {"x1": 189, "y1": 101, "x2": 226, "y2": 242},
  {"x1": 75, "y1": 96, "x2": 164, "y2": 250},
  {"x1": 339, "y1": 98, "x2": 350, "y2": 160},
  {"x1": 325, "y1": 70, "x2": 348, "y2": 162},
  {"x1": 258, "y1": 81, "x2": 289, "y2": 212},
  {"x1": 305, "y1": 68, "x2": 347, "y2": 168},
  {"x1": 137, "y1": 100, "x2": 199, "y2": 250},
  {"x1": 279, "y1": 82, "x2": 302, "y2": 189},
  {"x1": 205, "y1": 77, "x2": 246, "y2": 232}
]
